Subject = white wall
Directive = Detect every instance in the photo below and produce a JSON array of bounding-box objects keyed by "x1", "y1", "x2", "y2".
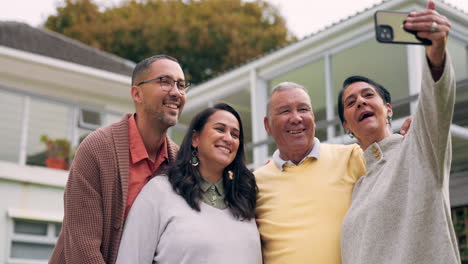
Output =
[{"x1": 0, "y1": 161, "x2": 66, "y2": 264}]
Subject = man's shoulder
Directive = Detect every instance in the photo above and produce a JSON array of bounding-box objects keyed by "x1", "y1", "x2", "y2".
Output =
[
  {"x1": 254, "y1": 160, "x2": 277, "y2": 176},
  {"x1": 166, "y1": 137, "x2": 180, "y2": 157},
  {"x1": 320, "y1": 143, "x2": 361, "y2": 155},
  {"x1": 320, "y1": 143, "x2": 364, "y2": 173},
  {"x1": 102, "y1": 114, "x2": 131, "y2": 136},
  {"x1": 78, "y1": 114, "x2": 130, "y2": 152}
]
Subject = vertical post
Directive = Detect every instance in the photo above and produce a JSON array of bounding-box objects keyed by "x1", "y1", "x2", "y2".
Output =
[
  {"x1": 18, "y1": 96, "x2": 30, "y2": 165},
  {"x1": 250, "y1": 69, "x2": 268, "y2": 169},
  {"x1": 406, "y1": 45, "x2": 424, "y2": 114},
  {"x1": 69, "y1": 107, "x2": 80, "y2": 148},
  {"x1": 324, "y1": 53, "x2": 335, "y2": 139}
]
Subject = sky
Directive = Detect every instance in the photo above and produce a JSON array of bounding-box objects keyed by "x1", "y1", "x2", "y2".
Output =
[{"x1": 0, "y1": 0, "x2": 467, "y2": 39}]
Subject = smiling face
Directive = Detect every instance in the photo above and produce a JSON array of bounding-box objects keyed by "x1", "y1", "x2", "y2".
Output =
[
  {"x1": 265, "y1": 87, "x2": 315, "y2": 163},
  {"x1": 132, "y1": 59, "x2": 186, "y2": 129},
  {"x1": 192, "y1": 110, "x2": 240, "y2": 173},
  {"x1": 342, "y1": 81, "x2": 393, "y2": 146}
]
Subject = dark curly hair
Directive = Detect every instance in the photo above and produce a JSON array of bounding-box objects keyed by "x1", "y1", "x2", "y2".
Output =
[{"x1": 165, "y1": 103, "x2": 257, "y2": 220}]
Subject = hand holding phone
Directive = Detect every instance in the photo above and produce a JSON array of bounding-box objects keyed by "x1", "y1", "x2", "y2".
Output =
[{"x1": 374, "y1": 11, "x2": 432, "y2": 45}]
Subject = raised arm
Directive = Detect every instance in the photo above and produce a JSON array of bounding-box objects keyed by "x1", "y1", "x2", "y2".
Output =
[
  {"x1": 404, "y1": 0, "x2": 451, "y2": 81},
  {"x1": 403, "y1": 0, "x2": 455, "y2": 184}
]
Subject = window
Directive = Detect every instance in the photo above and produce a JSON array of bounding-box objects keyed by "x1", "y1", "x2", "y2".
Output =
[
  {"x1": 76, "y1": 109, "x2": 109, "y2": 146},
  {"x1": 0, "y1": 86, "x2": 126, "y2": 167},
  {"x1": 0, "y1": 89, "x2": 23, "y2": 163},
  {"x1": 79, "y1": 109, "x2": 102, "y2": 130},
  {"x1": 9, "y1": 218, "x2": 61, "y2": 262}
]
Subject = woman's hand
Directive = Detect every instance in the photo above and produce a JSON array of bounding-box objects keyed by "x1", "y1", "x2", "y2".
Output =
[
  {"x1": 404, "y1": 0, "x2": 451, "y2": 68},
  {"x1": 400, "y1": 116, "x2": 413, "y2": 136}
]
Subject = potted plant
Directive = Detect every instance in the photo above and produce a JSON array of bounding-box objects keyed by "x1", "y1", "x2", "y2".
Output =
[{"x1": 40, "y1": 134, "x2": 71, "y2": 170}]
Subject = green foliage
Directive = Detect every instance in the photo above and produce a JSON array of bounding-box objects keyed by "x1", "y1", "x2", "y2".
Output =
[
  {"x1": 452, "y1": 207, "x2": 468, "y2": 261},
  {"x1": 461, "y1": 247, "x2": 468, "y2": 260},
  {"x1": 45, "y1": 0, "x2": 296, "y2": 83},
  {"x1": 40, "y1": 134, "x2": 71, "y2": 160}
]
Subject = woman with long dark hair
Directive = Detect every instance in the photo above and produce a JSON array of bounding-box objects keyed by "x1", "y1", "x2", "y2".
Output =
[{"x1": 115, "y1": 103, "x2": 261, "y2": 263}]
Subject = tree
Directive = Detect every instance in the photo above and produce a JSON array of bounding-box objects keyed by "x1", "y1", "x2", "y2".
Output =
[{"x1": 45, "y1": 0, "x2": 296, "y2": 84}]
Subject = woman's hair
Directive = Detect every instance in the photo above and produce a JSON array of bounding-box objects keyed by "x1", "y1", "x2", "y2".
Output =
[
  {"x1": 337, "y1": 75, "x2": 392, "y2": 124},
  {"x1": 165, "y1": 103, "x2": 257, "y2": 220}
]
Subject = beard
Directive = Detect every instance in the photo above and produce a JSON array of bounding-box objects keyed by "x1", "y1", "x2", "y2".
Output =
[{"x1": 142, "y1": 103, "x2": 178, "y2": 129}]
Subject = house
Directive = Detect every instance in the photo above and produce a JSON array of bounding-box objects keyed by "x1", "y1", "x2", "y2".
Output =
[
  {"x1": 0, "y1": 0, "x2": 467, "y2": 262},
  {"x1": 177, "y1": 0, "x2": 468, "y2": 261},
  {"x1": 0, "y1": 21, "x2": 134, "y2": 263}
]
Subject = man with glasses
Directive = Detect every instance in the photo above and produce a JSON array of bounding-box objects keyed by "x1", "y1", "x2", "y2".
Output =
[{"x1": 50, "y1": 55, "x2": 190, "y2": 264}]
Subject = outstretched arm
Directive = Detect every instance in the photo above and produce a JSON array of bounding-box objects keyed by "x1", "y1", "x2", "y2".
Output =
[{"x1": 403, "y1": 0, "x2": 455, "y2": 184}]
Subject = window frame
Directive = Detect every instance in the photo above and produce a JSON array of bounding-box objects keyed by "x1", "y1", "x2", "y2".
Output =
[
  {"x1": 6, "y1": 209, "x2": 62, "y2": 264},
  {"x1": 78, "y1": 108, "x2": 102, "y2": 131}
]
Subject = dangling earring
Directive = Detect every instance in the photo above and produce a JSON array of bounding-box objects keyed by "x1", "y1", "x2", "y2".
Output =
[
  {"x1": 347, "y1": 131, "x2": 354, "y2": 138},
  {"x1": 190, "y1": 148, "x2": 199, "y2": 167},
  {"x1": 387, "y1": 115, "x2": 392, "y2": 125},
  {"x1": 228, "y1": 170, "x2": 234, "y2": 180}
]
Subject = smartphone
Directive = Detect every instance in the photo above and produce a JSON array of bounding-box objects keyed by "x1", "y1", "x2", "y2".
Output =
[{"x1": 374, "y1": 11, "x2": 431, "y2": 45}]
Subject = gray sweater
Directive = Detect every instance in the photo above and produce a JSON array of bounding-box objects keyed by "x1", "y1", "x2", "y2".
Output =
[
  {"x1": 341, "y1": 55, "x2": 460, "y2": 264},
  {"x1": 115, "y1": 176, "x2": 262, "y2": 264}
]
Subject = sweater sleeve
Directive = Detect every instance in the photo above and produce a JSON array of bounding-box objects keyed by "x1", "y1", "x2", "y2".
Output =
[
  {"x1": 411, "y1": 53, "x2": 456, "y2": 184},
  {"x1": 115, "y1": 178, "x2": 163, "y2": 263},
  {"x1": 58, "y1": 135, "x2": 107, "y2": 263}
]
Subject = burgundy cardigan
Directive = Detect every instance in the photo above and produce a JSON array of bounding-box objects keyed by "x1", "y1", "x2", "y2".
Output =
[{"x1": 49, "y1": 114, "x2": 178, "y2": 264}]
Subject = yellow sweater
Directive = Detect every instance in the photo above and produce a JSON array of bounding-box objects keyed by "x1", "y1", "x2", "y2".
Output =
[{"x1": 255, "y1": 143, "x2": 365, "y2": 264}]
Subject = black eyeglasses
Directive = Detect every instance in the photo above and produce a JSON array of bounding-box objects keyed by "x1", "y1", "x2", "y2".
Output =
[{"x1": 137, "y1": 76, "x2": 191, "y2": 94}]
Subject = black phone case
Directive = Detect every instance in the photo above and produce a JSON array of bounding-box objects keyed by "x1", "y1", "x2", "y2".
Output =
[{"x1": 374, "y1": 10, "x2": 432, "y2": 46}]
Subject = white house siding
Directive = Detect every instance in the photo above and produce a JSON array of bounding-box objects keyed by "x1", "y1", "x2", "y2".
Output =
[
  {"x1": 0, "y1": 90, "x2": 23, "y2": 163},
  {"x1": 179, "y1": 0, "x2": 468, "y2": 260},
  {"x1": 0, "y1": 0, "x2": 467, "y2": 262},
  {"x1": 0, "y1": 161, "x2": 66, "y2": 263}
]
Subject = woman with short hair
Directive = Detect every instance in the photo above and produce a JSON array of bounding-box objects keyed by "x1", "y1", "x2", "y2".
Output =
[{"x1": 337, "y1": 1, "x2": 460, "y2": 263}]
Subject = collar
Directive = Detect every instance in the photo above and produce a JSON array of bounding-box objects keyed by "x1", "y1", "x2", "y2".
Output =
[
  {"x1": 128, "y1": 114, "x2": 168, "y2": 164},
  {"x1": 272, "y1": 137, "x2": 321, "y2": 171},
  {"x1": 200, "y1": 177, "x2": 225, "y2": 196},
  {"x1": 364, "y1": 134, "x2": 402, "y2": 169}
]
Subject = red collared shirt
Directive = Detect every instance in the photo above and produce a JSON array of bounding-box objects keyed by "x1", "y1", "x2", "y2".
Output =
[{"x1": 125, "y1": 114, "x2": 168, "y2": 217}]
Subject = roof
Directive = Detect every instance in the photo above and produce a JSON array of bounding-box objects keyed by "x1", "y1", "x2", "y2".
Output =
[{"x1": 0, "y1": 21, "x2": 135, "y2": 76}]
